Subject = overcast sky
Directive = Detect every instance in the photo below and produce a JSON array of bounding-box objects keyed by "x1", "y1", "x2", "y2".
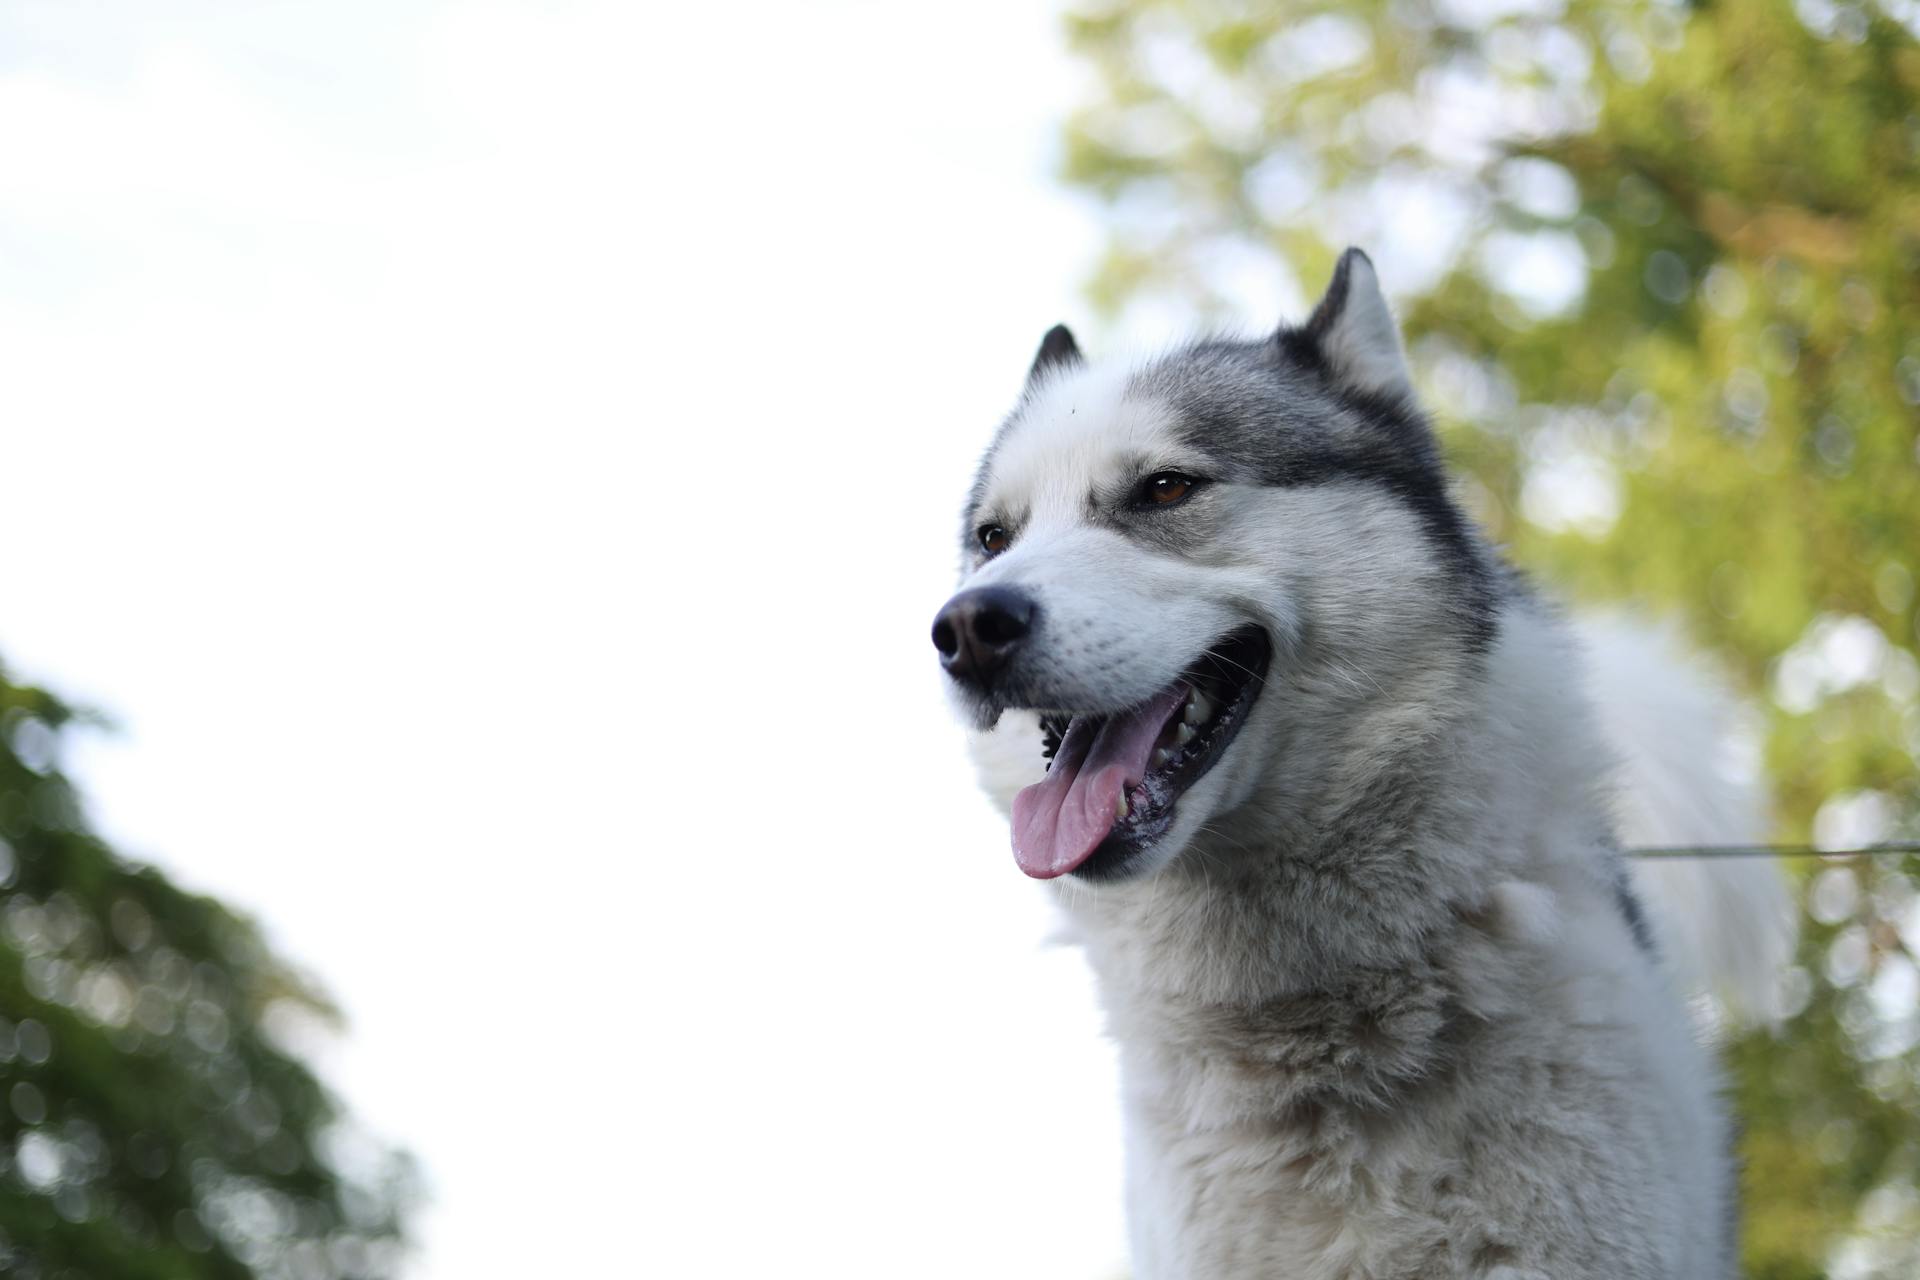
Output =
[{"x1": 0, "y1": 3, "x2": 1154, "y2": 1275}]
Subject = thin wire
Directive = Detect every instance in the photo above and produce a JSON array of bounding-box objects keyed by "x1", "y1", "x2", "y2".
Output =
[{"x1": 1626, "y1": 842, "x2": 1920, "y2": 860}]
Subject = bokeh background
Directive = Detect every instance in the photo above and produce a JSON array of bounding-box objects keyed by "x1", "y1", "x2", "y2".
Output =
[{"x1": 1, "y1": 1, "x2": 1916, "y2": 1277}]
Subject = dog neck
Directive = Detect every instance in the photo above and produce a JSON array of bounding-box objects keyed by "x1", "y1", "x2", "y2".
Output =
[{"x1": 1048, "y1": 604, "x2": 1618, "y2": 1105}]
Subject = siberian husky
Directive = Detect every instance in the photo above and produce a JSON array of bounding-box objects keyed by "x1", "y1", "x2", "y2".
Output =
[{"x1": 932, "y1": 250, "x2": 1793, "y2": 1279}]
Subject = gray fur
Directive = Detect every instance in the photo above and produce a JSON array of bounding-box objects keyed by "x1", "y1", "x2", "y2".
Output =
[{"x1": 941, "y1": 252, "x2": 1755, "y2": 1278}]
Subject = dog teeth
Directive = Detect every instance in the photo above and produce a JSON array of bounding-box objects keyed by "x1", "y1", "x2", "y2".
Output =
[
  {"x1": 1184, "y1": 691, "x2": 1216, "y2": 726},
  {"x1": 1151, "y1": 747, "x2": 1170, "y2": 768},
  {"x1": 1175, "y1": 722, "x2": 1195, "y2": 746},
  {"x1": 1115, "y1": 792, "x2": 1129, "y2": 821}
]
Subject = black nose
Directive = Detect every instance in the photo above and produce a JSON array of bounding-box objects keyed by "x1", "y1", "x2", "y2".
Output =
[{"x1": 932, "y1": 587, "x2": 1036, "y2": 685}]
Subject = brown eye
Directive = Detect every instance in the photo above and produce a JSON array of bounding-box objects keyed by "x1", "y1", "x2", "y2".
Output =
[
  {"x1": 1141, "y1": 472, "x2": 1195, "y2": 506},
  {"x1": 979, "y1": 524, "x2": 1009, "y2": 555}
]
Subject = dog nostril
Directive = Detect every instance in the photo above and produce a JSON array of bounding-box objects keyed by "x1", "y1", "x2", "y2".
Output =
[
  {"x1": 973, "y1": 605, "x2": 1029, "y2": 648},
  {"x1": 933, "y1": 587, "x2": 1037, "y2": 678},
  {"x1": 931, "y1": 617, "x2": 960, "y2": 659}
]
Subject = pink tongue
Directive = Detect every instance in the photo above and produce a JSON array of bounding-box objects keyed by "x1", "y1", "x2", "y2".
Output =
[{"x1": 1011, "y1": 686, "x2": 1188, "y2": 879}]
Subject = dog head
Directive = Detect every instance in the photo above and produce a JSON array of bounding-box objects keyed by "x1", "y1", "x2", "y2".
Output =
[{"x1": 934, "y1": 249, "x2": 1501, "y2": 882}]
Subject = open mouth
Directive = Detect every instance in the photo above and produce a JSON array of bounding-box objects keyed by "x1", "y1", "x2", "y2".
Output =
[{"x1": 1011, "y1": 626, "x2": 1271, "y2": 881}]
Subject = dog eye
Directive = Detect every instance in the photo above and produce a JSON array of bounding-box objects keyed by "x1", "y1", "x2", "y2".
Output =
[
  {"x1": 1140, "y1": 472, "x2": 1196, "y2": 507},
  {"x1": 978, "y1": 524, "x2": 1010, "y2": 555}
]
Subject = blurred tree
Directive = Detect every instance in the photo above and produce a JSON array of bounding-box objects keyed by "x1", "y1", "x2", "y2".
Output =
[
  {"x1": 1060, "y1": 0, "x2": 1920, "y2": 1274},
  {"x1": 0, "y1": 663, "x2": 415, "y2": 1280}
]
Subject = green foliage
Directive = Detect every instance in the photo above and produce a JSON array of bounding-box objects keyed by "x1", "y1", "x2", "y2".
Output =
[
  {"x1": 0, "y1": 666, "x2": 414, "y2": 1279},
  {"x1": 1060, "y1": 0, "x2": 1920, "y2": 1273}
]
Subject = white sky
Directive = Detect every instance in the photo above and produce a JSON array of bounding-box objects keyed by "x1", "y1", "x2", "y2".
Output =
[{"x1": 0, "y1": 3, "x2": 1142, "y2": 1276}]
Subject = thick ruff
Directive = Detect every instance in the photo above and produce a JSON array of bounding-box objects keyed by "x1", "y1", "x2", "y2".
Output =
[{"x1": 940, "y1": 250, "x2": 1794, "y2": 1280}]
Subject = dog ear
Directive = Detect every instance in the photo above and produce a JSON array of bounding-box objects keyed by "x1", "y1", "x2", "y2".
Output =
[
  {"x1": 1290, "y1": 248, "x2": 1414, "y2": 403},
  {"x1": 1026, "y1": 324, "x2": 1084, "y2": 388}
]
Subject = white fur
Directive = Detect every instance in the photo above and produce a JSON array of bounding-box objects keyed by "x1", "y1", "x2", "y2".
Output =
[
  {"x1": 1579, "y1": 616, "x2": 1797, "y2": 1022},
  {"x1": 968, "y1": 607, "x2": 1753, "y2": 1280},
  {"x1": 949, "y1": 348, "x2": 1789, "y2": 1278},
  {"x1": 970, "y1": 620, "x2": 1798, "y2": 1024},
  {"x1": 947, "y1": 261, "x2": 1791, "y2": 1275}
]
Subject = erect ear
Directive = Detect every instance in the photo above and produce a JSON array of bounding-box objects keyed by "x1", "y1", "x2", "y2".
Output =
[
  {"x1": 1293, "y1": 248, "x2": 1414, "y2": 402},
  {"x1": 1025, "y1": 323, "x2": 1084, "y2": 388}
]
